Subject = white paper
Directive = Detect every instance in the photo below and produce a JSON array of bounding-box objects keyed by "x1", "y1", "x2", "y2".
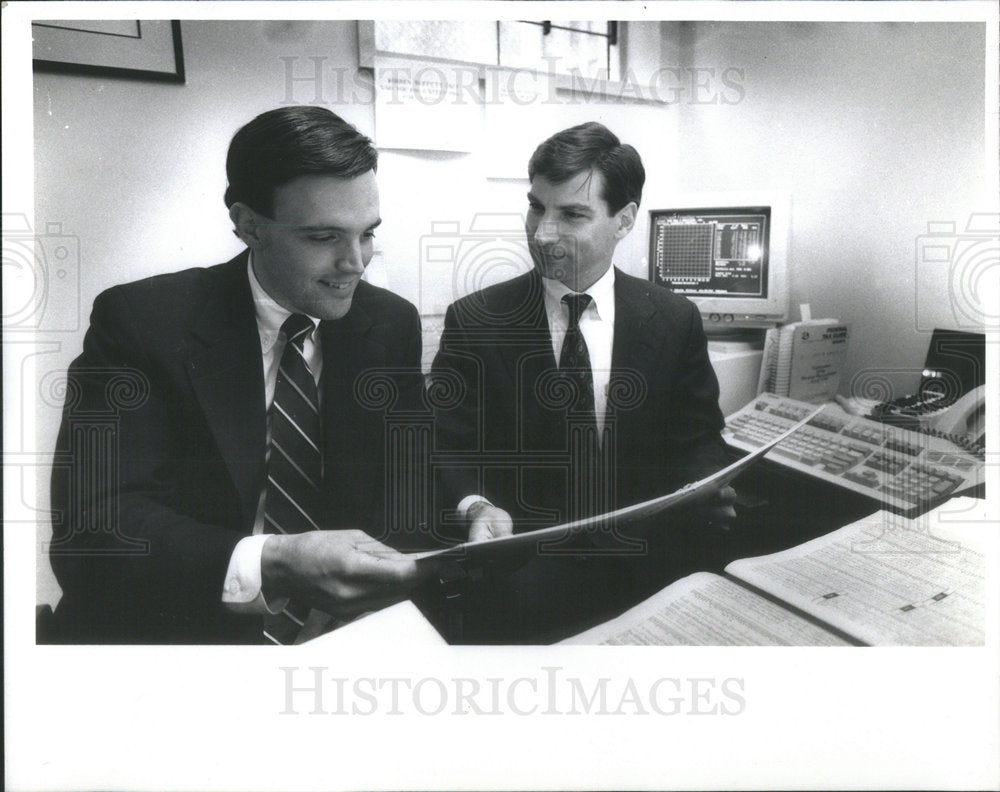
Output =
[
  {"x1": 787, "y1": 321, "x2": 849, "y2": 403},
  {"x1": 302, "y1": 601, "x2": 447, "y2": 647},
  {"x1": 726, "y1": 498, "x2": 988, "y2": 646},
  {"x1": 563, "y1": 572, "x2": 851, "y2": 645},
  {"x1": 411, "y1": 404, "x2": 825, "y2": 563},
  {"x1": 374, "y1": 55, "x2": 482, "y2": 152}
]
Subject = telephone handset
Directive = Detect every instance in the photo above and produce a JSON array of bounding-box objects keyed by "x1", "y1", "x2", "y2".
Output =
[
  {"x1": 838, "y1": 383, "x2": 986, "y2": 454},
  {"x1": 930, "y1": 384, "x2": 986, "y2": 442}
]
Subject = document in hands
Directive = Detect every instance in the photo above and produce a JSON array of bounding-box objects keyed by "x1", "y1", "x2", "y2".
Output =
[
  {"x1": 410, "y1": 406, "x2": 825, "y2": 564},
  {"x1": 562, "y1": 497, "x2": 989, "y2": 646}
]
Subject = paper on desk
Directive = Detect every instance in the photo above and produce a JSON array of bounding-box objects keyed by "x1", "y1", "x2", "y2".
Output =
[
  {"x1": 725, "y1": 497, "x2": 989, "y2": 646},
  {"x1": 562, "y1": 572, "x2": 852, "y2": 646},
  {"x1": 410, "y1": 405, "x2": 825, "y2": 564}
]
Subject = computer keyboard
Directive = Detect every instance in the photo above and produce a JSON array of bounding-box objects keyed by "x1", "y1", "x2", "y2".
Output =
[{"x1": 725, "y1": 393, "x2": 983, "y2": 513}]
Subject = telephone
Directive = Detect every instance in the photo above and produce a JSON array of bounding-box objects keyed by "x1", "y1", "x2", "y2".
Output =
[
  {"x1": 838, "y1": 384, "x2": 986, "y2": 453},
  {"x1": 930, "y1": 384, "x2": 986, "y2": 441},
  {"x1": 833, "y1": 328, "x2": 986, "y2": 454}
]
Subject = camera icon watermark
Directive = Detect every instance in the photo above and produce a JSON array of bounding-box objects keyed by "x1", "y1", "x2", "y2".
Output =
[
  {"x1": 418, "y1": 213, "x2": 535, "y2": 321},
  {"x1": 915, "y1": 213, "x2": 999, "y2": 333},
  {"x1": 2, "y1": 213, "x2": 82, "y2": 333}
]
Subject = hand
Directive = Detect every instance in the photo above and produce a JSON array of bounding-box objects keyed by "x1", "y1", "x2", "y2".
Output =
[
  {"x1": 260, "y1": 529, "x2": 431, "y2": 619},
  {"x1": 697, "y1": 485, "x2": 737, "y2": 530},
  {"x1": 466, "y1": 501, "x2": 514, "y2": 542}
]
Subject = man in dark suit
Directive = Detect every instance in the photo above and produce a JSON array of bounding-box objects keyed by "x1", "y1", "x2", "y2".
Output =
[
  {"x1": 431, "y1": 122, "x2": 736, "y2": 641},
  {"x1": 48, "y1": 106, "x2": 442, "y2": 644}
]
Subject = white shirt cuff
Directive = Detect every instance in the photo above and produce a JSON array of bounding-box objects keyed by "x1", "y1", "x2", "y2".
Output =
[
  {"x1": 222, "y1": 535, "x2": 288, "y2": 615},
  {"x1": 457, "y1": 495, "x2": 492, "y2": 519}
]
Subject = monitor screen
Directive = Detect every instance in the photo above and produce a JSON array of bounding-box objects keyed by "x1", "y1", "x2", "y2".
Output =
[
  {"x1": 646, "y1": 194, "x2": 789, "y2": 332},
  {"x1": 650, "y1": 206, "x2": 771, "y2": 299}
]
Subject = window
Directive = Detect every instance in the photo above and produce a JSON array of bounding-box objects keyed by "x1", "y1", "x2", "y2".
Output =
[{"x1": 498, "y1": 21, "x2": 620, "y2": 81}]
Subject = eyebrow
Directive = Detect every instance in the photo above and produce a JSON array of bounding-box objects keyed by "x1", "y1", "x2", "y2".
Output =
[
  {"x1": 526, "y1": 193, "x2": 593, "y2": 213},
  {"x1": 298, "y1": 218, "x2": 383, "y2": 232}
]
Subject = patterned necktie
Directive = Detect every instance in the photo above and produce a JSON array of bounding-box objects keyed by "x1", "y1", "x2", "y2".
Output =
[
  {"x1": 560, "y1": 293, "x2": 608, "y2": 523},
  {"x1": 263, "y1": 313, "x2": 322, "y2": 644},
  {"x1": 560, "y1": 293, "x2": 596, "y2": 417}
]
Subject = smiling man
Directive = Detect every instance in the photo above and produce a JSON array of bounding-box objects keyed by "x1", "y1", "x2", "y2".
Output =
[
  {"x1": 431, "y1": 122, "x2": 736, "y2": 641},
  {"x1": 48, "y1": 106, "x2": 438, "y2": 644}
]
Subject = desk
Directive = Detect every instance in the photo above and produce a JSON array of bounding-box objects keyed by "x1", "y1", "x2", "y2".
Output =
[
  {"x1": 414, "y1": 457, "x2": 883, "y2": 645},
  {"x1": 304, "y1": 600, "x2": 448, "y2": 647}
]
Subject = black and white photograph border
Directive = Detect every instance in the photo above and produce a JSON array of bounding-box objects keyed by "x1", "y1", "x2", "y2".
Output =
[{"x1": 3, "y1": 1, "x2": 999, "y2": 790}]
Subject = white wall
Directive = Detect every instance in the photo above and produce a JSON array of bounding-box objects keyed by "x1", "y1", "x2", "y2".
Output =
[
  {"x1": 31, "y1": 20, "x2": 988, "y2": 606},
  {"x1": 663, "y1": 21, "x2": 987, "y2": 395}
]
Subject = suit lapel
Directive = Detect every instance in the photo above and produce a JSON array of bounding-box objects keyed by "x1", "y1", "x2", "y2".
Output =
[
  {"x1": 186, "y1": 260, "x2": 387, "y2": 531},
  {"x1": 186, "y1": 251, "x2": 266, "y2": 531},
  {"x1": 319, "y1": 292, "x2": 383, "y2": 508},
  {"x1": 610, "y1": 270, "x2": 662, "y2": 418},
  {"x1": 491, "y1": 271, "x2": 561, "y2": 451},
  {"x1": 503, "y1": 269, "x2": 664, "y2": 383},
  {"x1": 610, "y1": 269, "x2": 660, "y2": 371},
  {"x1": 494, "y1": 269, "x2": 554, "y2": 384}
]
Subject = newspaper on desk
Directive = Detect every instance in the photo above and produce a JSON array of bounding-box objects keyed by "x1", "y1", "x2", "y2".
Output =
[{"x1": 410, "y1": 405, "x2": 825, "y2": 564}]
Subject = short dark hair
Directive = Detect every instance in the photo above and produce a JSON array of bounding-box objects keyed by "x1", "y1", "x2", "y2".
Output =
[
  {"x1": 527, "y1": 122, "x2": 645, "y2": 214},
  {"x1": 224, "y1": 105, "x2": 378, "y2": 215}
]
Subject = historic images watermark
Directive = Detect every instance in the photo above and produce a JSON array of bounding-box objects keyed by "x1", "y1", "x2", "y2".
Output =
[
  {"x1": 279, "y1": 665, "x2": 746, "y2": 716},
  {"x1": 280, "y1": 55, "x2": 747, "y2": 108}
]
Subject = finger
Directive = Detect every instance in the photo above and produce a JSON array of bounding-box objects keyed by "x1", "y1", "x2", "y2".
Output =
[
  {"x1": 716, "y1": 486, "x2": 737, "y2": 505},
  {"x1": 706, "y1": 505, "x2": 737, "y2": 529},
  {"x1": 310, "y1": 572, "x2": 425, "y2": 620},
  {"x1": 492, "y1": 512, "x2": 514, "y2": 538},
  {"x1": 352, "y1": 537, "x2": 407, "y2": 558},
  {"x1": 343, "y1": 545, "x2": 424, "y2": 585},
  {"x1": 349, "y1": 534, "x2": 425, "y2": 565},
  {"x1": 321, "y1": 588, "x2": 416, "y2": 621},
  {"x1": 468, "y1": 519, "x2": 495, "y2": 543}
]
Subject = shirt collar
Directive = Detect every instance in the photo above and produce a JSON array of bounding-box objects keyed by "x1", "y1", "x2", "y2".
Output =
[
  {"x1": 247, "y1": 252, "x2": 320, "y2": 354},
  {"x1": 541, "y1": 264, "x2": 616, "y2": 321}
]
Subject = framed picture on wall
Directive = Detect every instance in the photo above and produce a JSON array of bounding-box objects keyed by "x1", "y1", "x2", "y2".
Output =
[{"x1": 32, "y1": 20, "x2": 185, "y2": 83}]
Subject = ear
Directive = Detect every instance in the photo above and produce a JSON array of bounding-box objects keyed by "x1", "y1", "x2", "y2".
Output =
[
  {"x1": 229, "y1": 202, "x2": 265, "y2": 248},
  {"x1": 614, "y1": 202, "x2": 638, "y2": 239}
]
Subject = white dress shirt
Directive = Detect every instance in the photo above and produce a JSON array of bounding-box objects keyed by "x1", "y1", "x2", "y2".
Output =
[
  {"x1": 541, "y1": 264, "x2": 616, "y2": 435},
  {"x1": 222, "y1": 256, "x2": 322, "y2": 614}
]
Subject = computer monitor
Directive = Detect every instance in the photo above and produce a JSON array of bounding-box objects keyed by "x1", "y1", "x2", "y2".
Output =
[
  {"x1": 647, "y1": 192, "x2": 790, "y2": 333},
  {"x1": 917, "y1": 328, "x2": 985, "y2": 405}
]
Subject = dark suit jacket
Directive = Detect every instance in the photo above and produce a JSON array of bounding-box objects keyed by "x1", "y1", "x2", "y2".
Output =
[
  {"x1": 432, "y1": 267, "x2": 728, "y2": 530},
  {"x1": 429, "y1": 268, "x2": 730, "y2": 641},
  {"x1": 48, "y1": 251, "x2": 426, "y2": 644}
]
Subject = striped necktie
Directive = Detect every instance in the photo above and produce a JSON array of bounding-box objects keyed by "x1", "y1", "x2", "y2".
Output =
[{"x1": 263, "y1": 313, "x2": 322, "y2": 644}]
